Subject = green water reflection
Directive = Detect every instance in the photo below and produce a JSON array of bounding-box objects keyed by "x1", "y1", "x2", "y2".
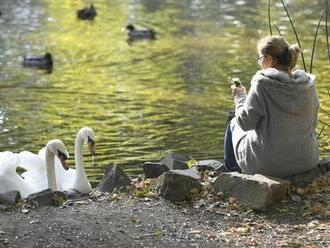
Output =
[{"x1": 0, "y1": 0, "x2": 329, "y2": 184}]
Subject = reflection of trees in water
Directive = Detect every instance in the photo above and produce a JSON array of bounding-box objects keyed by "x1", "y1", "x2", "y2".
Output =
[
  {"x1": 0, "y1": 0, "x2": 46, "y2": 64},
  {"x1": 173, "y1": 0, "x2": 259, "y2": 28},
  {"x1": 180, "y1": 54, "x2": 205, "y2": 93},
  {"x1": 0, "y1": 0, "x2": 45, "y2": 29},
  {"x1": 139, "y1": 0, "x2": 165, "y2": 13},
  {"x1": 154, "y1": 0, "x2": 262, "y2": 40}
]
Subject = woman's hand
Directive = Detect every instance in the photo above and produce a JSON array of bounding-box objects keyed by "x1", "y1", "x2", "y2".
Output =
[{"x1": 231, "y1": 84, "x2": 246, "y2": 97}]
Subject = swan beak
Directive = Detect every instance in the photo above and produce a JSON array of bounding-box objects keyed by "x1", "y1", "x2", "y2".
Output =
[
  {"x1": 88, "y1": 143, "x2": 96, "y2": 155},
  {"x1": 87, "y1": 136, "x2": 96, "y2": 155},
  {"x1": 59, "y1": 156, "x2": 69, "y2": 170}
]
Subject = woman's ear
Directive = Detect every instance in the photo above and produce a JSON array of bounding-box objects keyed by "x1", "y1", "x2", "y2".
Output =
[{"x1": 268, "y1": 56, "x2": 277, "y2": 67}]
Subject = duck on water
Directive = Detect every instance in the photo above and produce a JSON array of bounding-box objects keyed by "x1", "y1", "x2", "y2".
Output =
[
  {"x1": 126, "y1": 24, "x2": 156, "y2": 41},
  {"x1": 77, "y1": 4, "x2": 97, "y2": 20},
  {"x1": 22, "y1": 52, "x2": 53, "y2": 72}
]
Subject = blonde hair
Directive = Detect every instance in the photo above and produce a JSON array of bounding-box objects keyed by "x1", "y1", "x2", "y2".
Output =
[{"x1": 257, "y1": 36, "x2": 300, "y2": 71}]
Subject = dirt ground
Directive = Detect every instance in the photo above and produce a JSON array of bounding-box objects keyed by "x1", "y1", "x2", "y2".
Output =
[{"x1": 0, "y1": 180, "x2": 329, "y2": 248}]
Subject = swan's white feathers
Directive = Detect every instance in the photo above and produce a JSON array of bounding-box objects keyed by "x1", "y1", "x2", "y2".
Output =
[{"x1": 0, "y1": 151, "x2": 36, "y2": 198}]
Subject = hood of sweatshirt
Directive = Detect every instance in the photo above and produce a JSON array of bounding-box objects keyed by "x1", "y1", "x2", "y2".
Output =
[{"x1": 251, "y1": 68, "x2": 317, "y2": 115}]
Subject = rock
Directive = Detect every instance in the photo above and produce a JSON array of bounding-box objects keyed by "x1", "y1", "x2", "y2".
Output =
[
  {"x1": 286, "y1": 167, "x2": 323, "y2": 186},
  {"x1": 96, "y1": 164, "x2": 131, "y2": 192},
  {"x1": 160, "y1": 152, "x2": 189, "y2": 170},
  {"x1": 0, "y1": 190, "x2": 21, "y2": 206},
  {"x1": 318, "y1": 157, "x2": 330, "y2": 173},
  {"x1": 213, "y1": 172, "x2": 290, "y2": 210},
  {"x1": 157, "y1": 169, "x2": 202, "y2": 202},
  {"x1": 64, "y1": 189, "x2": 89, "y2": 200},
  {"x1": 195, "y1": 160, "x2": 228, "y2": 173},
  {"x1": 142, "y1": 162, "x2": 169, "y2": 178},
  {"x1": 27, "y1": 189, "x2": 67, "y2": 207}
]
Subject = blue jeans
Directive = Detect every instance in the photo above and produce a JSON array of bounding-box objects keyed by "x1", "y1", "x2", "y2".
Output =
[{"x1": 224, "y1": 120, "x2": 242, "y2": 172}]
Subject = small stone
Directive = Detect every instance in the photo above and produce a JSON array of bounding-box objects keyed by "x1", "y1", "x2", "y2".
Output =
[
  {"x1": 29, "y1": 220, "x2": 40, "y2": 224},
  {"x1": 236, "y1": 227, "x2": 250, "y2": 234},
  {"x1": 286, "y1": 167, "x2": 322, "y2": 186},
  {"x1": 307, "y1": 220, "x2": 319, "y2": 229},
  {"x1": 195, "y1": 160, "x2": 227, "y2": 172},
  {"x1": 291, "y1": 195, "x2": 301, "y2": 202},
  {"x1": 21, "y1": 209, "x2": 29, "y2": 214},
  {"x1": 318, "y1": 157, "x2": 330, "y2": 173},
  {"x1": 296, "y1": 188, "x2": 305, "y2": 195}
]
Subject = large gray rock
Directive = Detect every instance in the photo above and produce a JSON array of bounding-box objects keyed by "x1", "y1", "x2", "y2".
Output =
[
  {"x1": 160, "y1": 152, "x2": 189, "y2": 170},
  {"x1": 0, "y1": 190, "x2": 21, "y2": 206},
  {"x1": 213, "y1": 172, "x2": 290, "y2": 210},
  {"x1": 27, "y1": 189, "x2": 67, "y2": 207},
  {"x1": 96, "y1": 164, "x2": 131, "y2": 192},
  {"x1": 142, "y1": 162, "x2": 169, "y2": 178},
  {"x1": 64, "y1": 189, "x2": 90, "y2": 200},
  {"x1": 157, "y1": 169, "x2": 202, "y2": 202}
]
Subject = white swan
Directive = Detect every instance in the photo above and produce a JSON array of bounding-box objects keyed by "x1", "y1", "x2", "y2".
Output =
[
  {"x1": 0, "y1": 151, "x2": 35, "y2": 198},
  {"x1": 0, "y1": 139, "x2": 69, "y2": 198},
  {"x1": 56, "y1": 127, "x2": 95, "y2": 194}
]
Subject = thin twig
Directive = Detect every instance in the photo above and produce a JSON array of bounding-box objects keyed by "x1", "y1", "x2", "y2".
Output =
[
  {"x1": 325, "y1": 0, "x2": 330, "y2": 63},
  {"x1": 268, "y1": 0, "x2": 272, "y2": 35},
  {"x1": 317, "y1": 125, "x2": 325, "y2": 140},
  {"x1": 273, "y1": 22, "x2": 283, "y2": 36},
  {"x1": 318, "y1": 119, "x2": 330, "y2": 128},
  {"x1": 310, "y1": 9, "x2": 326, "y2": 73},
  {"x1": 279, "y1": 0, "x2": 307, "y2": 71}
]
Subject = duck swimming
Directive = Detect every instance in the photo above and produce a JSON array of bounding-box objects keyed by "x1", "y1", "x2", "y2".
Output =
[
  {"x1": 22, "y1": 52, "x2": 53, "y2": 71},
  {"x1": 77, "y1": 4, "x2": 97, "y2": 20},
  {"x1": 126, "y1": 24, "x2": 156, "y2": 40}
]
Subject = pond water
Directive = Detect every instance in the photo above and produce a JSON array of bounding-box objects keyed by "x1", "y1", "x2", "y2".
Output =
[{"x1": 0, "y1": 0, "x2": 329, "y2": 184}]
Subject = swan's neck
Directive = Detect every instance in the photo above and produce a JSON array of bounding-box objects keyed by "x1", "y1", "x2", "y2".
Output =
[
  {"x1": 75, "y1": 133, "x2": 87, "y2": 178},
  {"x1": 45, "y1": 147, "x2": 57, "y2": 191}
]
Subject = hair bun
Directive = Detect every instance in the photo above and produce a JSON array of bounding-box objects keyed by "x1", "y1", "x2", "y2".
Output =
[
  {"x1": 288, "y1": 44, "x2": 300, "y2": 70},
  {"x1": 289, "y1": 44, "x2": 301, "y2": 53}
]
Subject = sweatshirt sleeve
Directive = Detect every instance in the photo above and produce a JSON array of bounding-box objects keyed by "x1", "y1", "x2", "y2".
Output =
[{"x1": 234, "y1": 80, "x2": 265, "y2": 131}]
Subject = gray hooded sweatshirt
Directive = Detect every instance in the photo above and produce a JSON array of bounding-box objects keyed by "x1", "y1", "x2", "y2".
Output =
[{"x1": 232, "y1": 68, "x2": 319, "y2": 178}]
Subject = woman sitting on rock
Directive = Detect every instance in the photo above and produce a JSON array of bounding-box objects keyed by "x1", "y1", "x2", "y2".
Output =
[{"x1": 224, "y1": 36, "x2": 319, "y2": 178}]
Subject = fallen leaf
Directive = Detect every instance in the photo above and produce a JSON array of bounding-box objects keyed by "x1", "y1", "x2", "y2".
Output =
[
  {"x1": 21, "y1": 209, "x2": 29, "y2": 214},
  {"x1": 236, "y1": 227, "x2": 250, "y2": 234},
  {"x1": 130, "y1": 215, "x2": 139, "y2": 224},
  {"x1": 154, "y1": 229, "x2": 165, "y2": 237}
]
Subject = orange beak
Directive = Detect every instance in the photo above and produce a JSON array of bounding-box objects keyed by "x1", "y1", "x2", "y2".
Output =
[
  {"x1": 59, "y1": 156, "x2": 69, "y2": 170},
  {"x1": 88, "y1": 143, "x2": 96, "y2": 156}
]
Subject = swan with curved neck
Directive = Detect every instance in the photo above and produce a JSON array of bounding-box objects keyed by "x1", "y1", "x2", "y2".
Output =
[
  {"x1": 72, "y1": 127, "x2": 94, "y2": 193},
  {"x1": 45, "y1": 139, "x2": 69, "y2": 191},
  {"x1": 0, "y1": 139, "x2": 69, "y2": 198},
  {"x1": 57, "y1": 127, "x2": 95, "y2": 194}
]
